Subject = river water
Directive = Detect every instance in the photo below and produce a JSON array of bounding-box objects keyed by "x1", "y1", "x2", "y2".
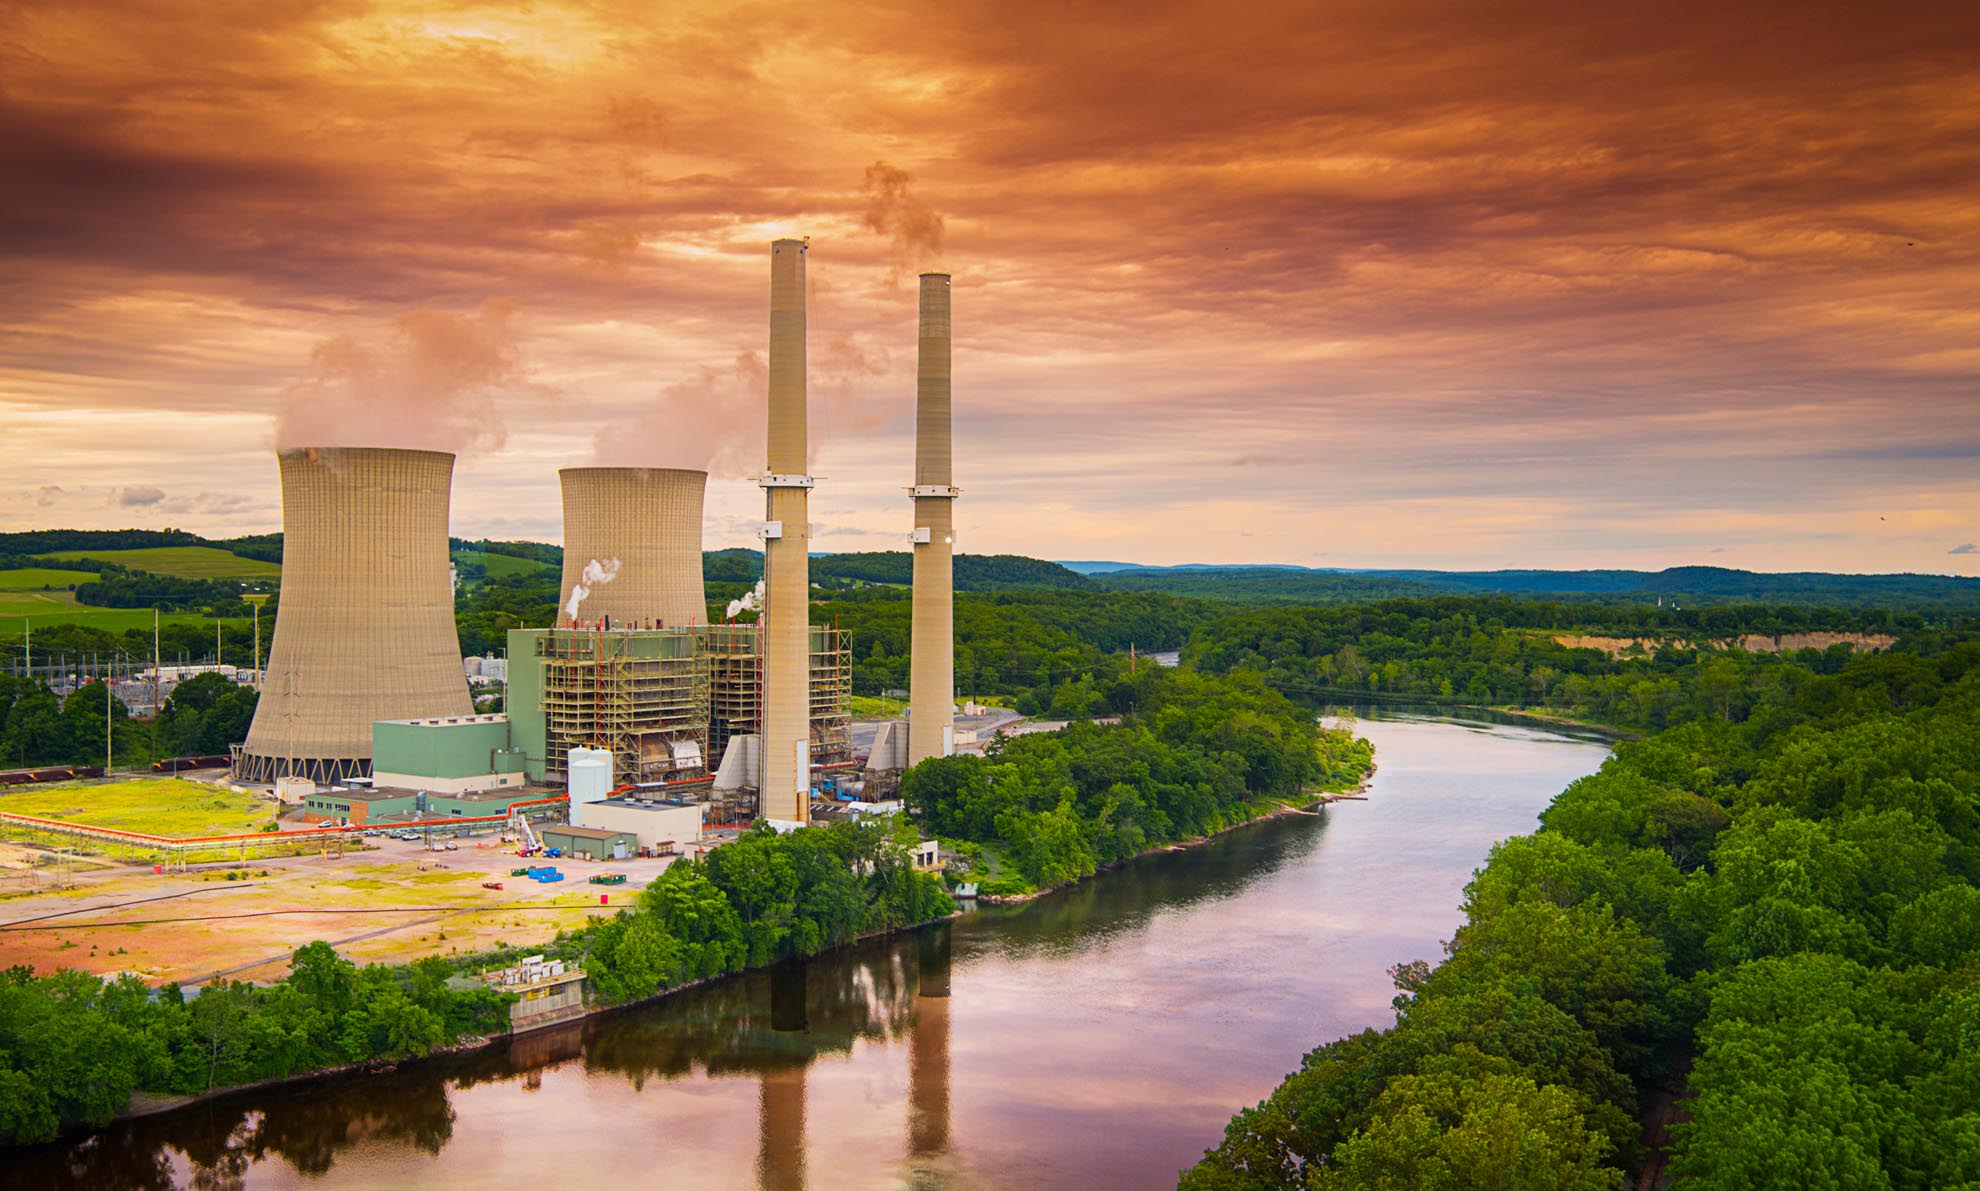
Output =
[{"x1": 22, "y1": 712, "x2": 1612, "y2": 1190}]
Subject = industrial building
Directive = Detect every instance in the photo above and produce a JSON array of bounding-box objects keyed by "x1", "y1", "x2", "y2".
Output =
[
  {"x1": 501, "y1": 623, "x2": 852, "y2": 819},
  {"x1": 234, "y1": 447, "x2": 473, "y2": 784},
  {"x1": 538, "y1": 824, "x2": 636, "y2": 861},
  {"x1": 371, "y1": 714, "x2": 526, "y2": 793}
]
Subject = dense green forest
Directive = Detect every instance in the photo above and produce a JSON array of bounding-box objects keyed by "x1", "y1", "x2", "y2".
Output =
[
  {"x1": 902, "y1": 667, "x2": 1373, "y2": 894},
  {"x1": 0, "y1": 673, "x2": 259, "y2": 769},
  {"x1": 1186, "y1": 596, "x2": 1933, "y2": 732},
  {"x1": 1098, "y1": 563, "x2": 1980, "y2": 610},
  {"x1": 0, "y1": 818, "x2": 950, "y2": 1147},
  {"x1": 1182, "y1": 638, "x2": 1980, "y2": 1190}
]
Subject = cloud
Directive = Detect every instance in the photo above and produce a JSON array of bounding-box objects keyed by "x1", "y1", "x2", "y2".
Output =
[
  {"x1": 36, "y1": 485, "x2": 64, "y2": 507},
  {"x1": 114, "y1": 485, "x2": 166, "y2": 507},
  {"x1": 1951, "y1": 543, "x2": 1978, "y2": 555},
  {"x1": 1, "y1": 0, "x2": 1977, "y2": 570},
  {"x1": 276, "y1": 302, "x2": 547, "y2": 455}
]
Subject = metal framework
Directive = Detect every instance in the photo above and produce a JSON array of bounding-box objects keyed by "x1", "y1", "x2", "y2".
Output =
[{"x1": 535, "y1": 628, "x2": 706, "y2": 788}]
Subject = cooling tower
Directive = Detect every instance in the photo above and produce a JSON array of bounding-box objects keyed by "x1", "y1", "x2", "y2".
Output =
[
  {"x1": 558, "y1": 467, "x2": 707, "y2": 628},
  {"x1": 235, "y1": 447, "x2": 473, "y2": 784},
  {"x1": 909, "y1": 273, "x2": 957, "y2": 765},
  {"x1": 760, "y1": 238, "x2": 812, "y2": 823}
]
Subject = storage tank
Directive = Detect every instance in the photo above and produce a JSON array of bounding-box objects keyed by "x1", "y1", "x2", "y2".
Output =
[
  {"x1": 558, "y1": 467, "x2": 708, "y2": 628},
  {"x1": 234, "y1": 447, "x2": 473, "y2": 784}
]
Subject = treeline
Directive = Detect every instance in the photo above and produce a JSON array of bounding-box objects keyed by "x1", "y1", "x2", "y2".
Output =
[
  {"x1": 0, "y1": 942, "x2": 511, "y2": 1147},
  {"x1": 697, "y1": 548, "x2": 1092, "y2": 591},
  {"x1": 73, "y1": 572, "x2": 270, "y2": 611},
  {"x1": 1187, "y1": 596, "x2": 1928, "y2": 731},
  {"x1": 0, "y1": 530, "x2": 208, "y2": 556},
  {"x1": 1182, "y1": 640, "x2": 1980, "y2": 1189},
  {"x1": 578, "y1": 816, "x2": 953, "y2": 1004},
  {"x1": 1103, "y1": 564, "x2": 1980, "y2": 611},
  {"x1": 0, "y1": 673, "x2": 258, "y2": 769},
  {"x1": 902, "y1": 667, "x2": 1373, "y2": 894}
]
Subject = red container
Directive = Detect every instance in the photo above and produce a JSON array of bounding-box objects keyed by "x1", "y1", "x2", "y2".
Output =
[
  {"x1": 152, "y1": 865, "x2": 163, "y2": 875},
  {"x1": 600, "y1": 894, "x2": 609, "y2": 905}
]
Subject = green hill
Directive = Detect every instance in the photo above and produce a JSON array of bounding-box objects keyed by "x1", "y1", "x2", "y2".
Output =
[{"x1": 44, "y1": 546, "x2": 280, "y2": 581}]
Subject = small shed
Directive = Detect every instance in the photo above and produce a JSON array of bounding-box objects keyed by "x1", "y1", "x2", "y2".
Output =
[{"x1": 540, "y1": 824, "x2": 636, "y2": 861}]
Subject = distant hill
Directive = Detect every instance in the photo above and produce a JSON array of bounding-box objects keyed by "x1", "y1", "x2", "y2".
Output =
[
  {"x1": 1094, "y1": 564, "x2": 1980, "y2": 610},
  {"x1": 700, "y1": 549, "x2": 1090, "y2": 591}
]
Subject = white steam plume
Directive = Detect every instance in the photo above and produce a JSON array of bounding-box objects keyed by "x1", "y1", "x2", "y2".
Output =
[
  {"x1": 725, "y1": 579, "x2": 764, "y2": 621},
  {"x1": 564, "y1": 557, "x2": 622, "y2": 622}
]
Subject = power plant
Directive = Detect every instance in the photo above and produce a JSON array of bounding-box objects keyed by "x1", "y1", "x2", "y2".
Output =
[
  {"x1": 230, "y1": 241, "x2": 955, "y2": 830},
  {"x1": 558, "y1": 467, "x2": 707, "y2": 629},
  {"x1": 234, "y1": 447, "x2": 474, "y2": 784},
  {"x1": 908, "y1": 273, "x2": 957, "y2": 764}
]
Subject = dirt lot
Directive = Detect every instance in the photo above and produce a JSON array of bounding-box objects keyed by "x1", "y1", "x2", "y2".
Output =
[{"x1": 0, "y1": 834, "x2": 690, "y2": 985}]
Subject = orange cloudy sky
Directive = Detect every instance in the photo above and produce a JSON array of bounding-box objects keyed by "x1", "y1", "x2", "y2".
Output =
[{"x1": 3, "y1": 0, "x2": 1977, "y2": 572}]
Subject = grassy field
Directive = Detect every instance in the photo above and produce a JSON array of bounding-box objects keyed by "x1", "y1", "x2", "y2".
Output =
[
  {"x1": 45, "y1": 546, "x2": 280, "y2": 580},
  {"x1": 463, "y1": 552, "x2": 545, "y2": 579},
  {"x1": 0, "y1": 778, "x2": 277, "y2": 837},
  {"x1": 0, "y1": 593, "x2": 236, "y2": 638},
  {"x1": 0, "y1": 568, "x2": 100, "y2": 591},
  {"x1": 849, "y1": 693, "x2": 908, "y2": 718}
]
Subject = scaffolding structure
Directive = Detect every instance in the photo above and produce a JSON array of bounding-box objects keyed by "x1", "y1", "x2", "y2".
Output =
[
  {"x1": 809, "y1": 624, "x2": 853, "y2": 767},
  {"x1": 535, "y1": 628, "x2": 706, "y2": 788}
]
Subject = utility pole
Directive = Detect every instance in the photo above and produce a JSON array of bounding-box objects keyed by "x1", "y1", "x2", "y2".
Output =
[{"x1": 105, "y1": 670, "x2": 113, "y2": 775}]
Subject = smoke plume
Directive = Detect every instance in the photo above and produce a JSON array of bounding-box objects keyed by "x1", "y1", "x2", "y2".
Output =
[
  {"x1": 726, "y1": 578, "x2": 764, "y2": 621},
  {"x1": 276, "y1": 301, "x2": 540, "y2": 453},
  {"x1": 862, "y1": 161, "x2": 944, "y2": 275},
  {"x1": 593, "y1": 351, "x2": 765, "y2": 476},
  {"x1": 564, "y1": 557, "x2": 622, "y2": 621}
]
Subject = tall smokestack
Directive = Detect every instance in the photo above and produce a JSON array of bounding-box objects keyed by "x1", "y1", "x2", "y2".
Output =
[
  {"x1": 760, "y1": 238, "x2": 812, "y2": 823},
  {"x1": 235, "y1": 447, "x2": 472, "y2": 784},
  {"x1": 558, "y1": 467, "x2": 707, "y2": 627},
  {"x1": 909, "y1": 273, "x2": 956, "y2": 765}
]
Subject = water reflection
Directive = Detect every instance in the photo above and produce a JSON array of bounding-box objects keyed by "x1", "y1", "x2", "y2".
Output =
[{"x1": 16, "y1": 716, "x2": 1613, "y2": 1191}]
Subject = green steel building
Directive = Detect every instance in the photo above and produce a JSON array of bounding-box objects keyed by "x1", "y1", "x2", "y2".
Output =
[{"x1": 371, "y1": 714, "x2": 527, "y2": 794}]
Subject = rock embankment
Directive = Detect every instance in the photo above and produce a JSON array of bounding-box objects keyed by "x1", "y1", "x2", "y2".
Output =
[{"x1": 1552, "y1": 631, "x2": 1897, "y2": 658}]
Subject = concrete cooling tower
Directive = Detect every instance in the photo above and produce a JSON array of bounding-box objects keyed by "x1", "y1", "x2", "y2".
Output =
[
  {"x1": 234, "y1": 447, "x2": 473, "y2": 785},
  {"x1": 558, "y1": 467, "x2": 708, "y2": 628}
]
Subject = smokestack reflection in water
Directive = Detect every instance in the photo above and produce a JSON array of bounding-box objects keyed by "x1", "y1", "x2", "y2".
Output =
[
  {"x1": 910, "y1": 923, "x2": 953, "y2": 1159},
  {"x1": 760, "y1": 957, "x2": 810, "y2": 1191}
]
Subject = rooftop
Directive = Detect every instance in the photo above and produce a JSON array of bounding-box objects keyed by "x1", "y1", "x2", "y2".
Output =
[
  {"x1": 542, "y1": 824, "x2": 633, "y2": 841},
  {"x1": 597, "y1": 796, "x2": 698, "y2": 811}
]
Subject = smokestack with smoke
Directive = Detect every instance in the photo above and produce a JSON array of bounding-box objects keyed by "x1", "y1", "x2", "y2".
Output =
[
  {"x1": 564, "y1": 557, "x2": 622, "y2": 623},
  {"x1": 863, "y1": 162, "x2": 945, "y2": 277},
  {"x1": 276, "y1": 301, "x2": 542, "y2": 453}
]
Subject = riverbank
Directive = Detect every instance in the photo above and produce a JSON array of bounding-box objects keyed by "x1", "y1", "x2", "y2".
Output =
[{"x1": 979, "y1": 762, "x2": 1377, "y2": 905}]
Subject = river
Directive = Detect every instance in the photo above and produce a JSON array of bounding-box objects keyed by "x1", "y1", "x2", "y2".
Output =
[{"x1": 21, "y1": 711, "x2": 1613, "y2": 1190}]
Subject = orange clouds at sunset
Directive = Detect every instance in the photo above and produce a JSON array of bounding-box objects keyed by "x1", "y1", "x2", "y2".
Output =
[{"x1": 2, "y1": 0, "x2": 1975, "y2": 570}]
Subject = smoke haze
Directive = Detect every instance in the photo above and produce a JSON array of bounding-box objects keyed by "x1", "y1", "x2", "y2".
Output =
[
  {"x1": 276, "y1": 301, "x2": 539, "y2": 453},
  {"x1": 594, "y1": 351, "x2": 766, "y2": 477},
  {"x1": 862, "y1": 161, "x2": 944, "y2": 276}
]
